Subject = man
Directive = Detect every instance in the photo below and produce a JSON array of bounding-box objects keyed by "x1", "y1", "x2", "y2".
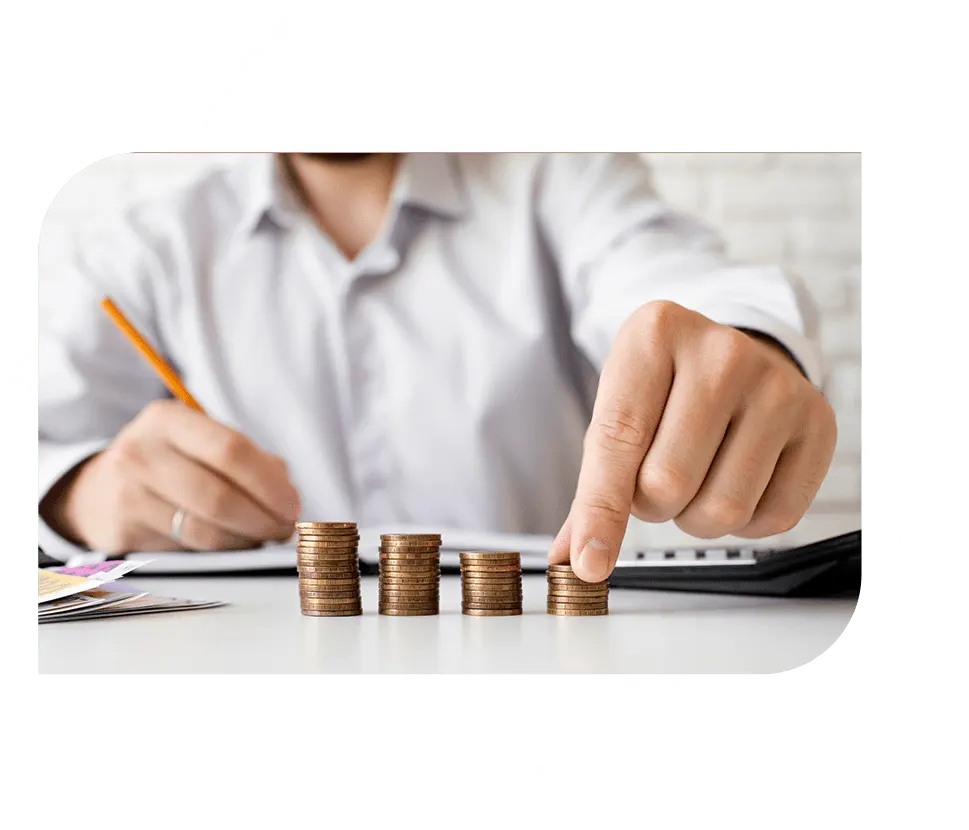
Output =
[{"x1": 38, "y1": 153, "x2": 837, "y2": 582}]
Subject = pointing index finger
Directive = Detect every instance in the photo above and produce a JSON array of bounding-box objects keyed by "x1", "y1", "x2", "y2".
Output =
[{"x1": 569, "y1": 331, "x2": 673, "y2": 581}]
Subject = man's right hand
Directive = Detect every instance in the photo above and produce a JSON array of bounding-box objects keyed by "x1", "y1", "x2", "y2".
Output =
[{"x1": 42, "y1": 400, "x2": 302, "y2": 552}]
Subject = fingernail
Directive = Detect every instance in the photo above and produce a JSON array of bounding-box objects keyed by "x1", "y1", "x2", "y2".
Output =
[{"x1": 577, "y1": 538, "x2": 611, "y2": 582}]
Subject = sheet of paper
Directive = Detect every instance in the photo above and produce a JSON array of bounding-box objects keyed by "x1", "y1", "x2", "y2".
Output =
[
  {"x1": 63, "y1": 526, "x2": 563, "y2": 574},
  {"x1": 38, "y1": 570, "x2": 96, "y2": 604},
  {"x1": 38, "y1": 586, "x2": 149, "y2": 617},
  {"x1": 40, "y1": 594, "x2": 225, "y2": 623},
  {"x1": 39, "y1": 560, "x2": 149, "y2": 604}
]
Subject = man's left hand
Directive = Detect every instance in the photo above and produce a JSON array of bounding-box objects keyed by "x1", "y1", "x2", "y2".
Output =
[{"x1": 549, "y1": 301, "x2": 837, "y2": 582}]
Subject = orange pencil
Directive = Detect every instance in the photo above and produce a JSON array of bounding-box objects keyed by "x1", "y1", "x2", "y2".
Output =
[{"x1": 100, "y1": 296, "x2": 206, "y2": 413}]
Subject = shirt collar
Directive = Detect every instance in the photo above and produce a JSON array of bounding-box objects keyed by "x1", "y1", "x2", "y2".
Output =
[
  {"x1": 233, "y1": 154, "x2": 302, "y2": 235},
  {"x1": 392, "y1": 153, "x2": 469, "y2": 219},
  {"x1": 234, "y1": 153, "x2": 469, "y2": 236}
]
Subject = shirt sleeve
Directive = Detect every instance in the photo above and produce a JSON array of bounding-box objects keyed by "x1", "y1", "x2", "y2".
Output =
[
  {"x1": 39, "y1": 220, "x2": 170, "y2": 559},
  {"x1": 537, "y1": 153, "x2": 822, "y2": 385}
]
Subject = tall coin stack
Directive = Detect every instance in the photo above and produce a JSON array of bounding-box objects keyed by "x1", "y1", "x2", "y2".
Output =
[
  {"x1": 378, "y1": 533, "x2": 441, "y2": 616},
  {"x1": 546, "y1": 565, "x2": 609, "y2": 615},
  {"x1": 296, "y1": 522, "x2": 362, "y2": 617},
  {"x1": 460, "y1": 552, "x2": 523, "y2": 616}
]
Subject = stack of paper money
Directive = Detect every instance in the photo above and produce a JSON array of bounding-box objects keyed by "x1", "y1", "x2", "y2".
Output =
[{"x1": 38, "y1": 560, "x2": 225, "y2": 623}]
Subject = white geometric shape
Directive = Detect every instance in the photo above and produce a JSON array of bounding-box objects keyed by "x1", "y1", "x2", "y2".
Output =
[
  {"x1": 173, "y1": 0, "x2": 563, "y2": 152},
  {"x1": 861, "y1": 369, "x2": 969, "y2": 591},
  {"x1": 0, "y1": 332, "x2": 37, "y2": 407}
]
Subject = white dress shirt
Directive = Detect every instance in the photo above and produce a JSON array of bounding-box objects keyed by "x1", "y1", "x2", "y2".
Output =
[{"x1": 38, "y1": 153, "x2": 821, "y2": 559}]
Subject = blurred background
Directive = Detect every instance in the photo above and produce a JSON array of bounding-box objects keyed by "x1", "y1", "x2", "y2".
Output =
[{"x1": 39, "y1": 153, "x2": 861, "y2": 548}]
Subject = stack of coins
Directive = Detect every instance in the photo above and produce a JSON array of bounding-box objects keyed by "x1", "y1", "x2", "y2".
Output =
[
  {"x1": 547, "y1": 565, "x2": 609, "y2": 615},
  {"x1": 378, "y1": 534, "x2": 441, "y2": 616},
  {"x1": 460, "y1": 552, "x2": 523, "y2": 616},
  {"x1": 296, "y1": 522, "x2": 362, "y2": 617}
]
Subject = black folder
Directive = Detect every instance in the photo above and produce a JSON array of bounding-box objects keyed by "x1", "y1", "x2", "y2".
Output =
[{"x1": 609, "y1": 530, "x2": 861, "y2": 598}]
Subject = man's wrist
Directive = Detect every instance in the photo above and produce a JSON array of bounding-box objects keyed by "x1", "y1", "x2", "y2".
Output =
[{"x1": 735, "y1": 327, "x2": 808, "y2": 379}]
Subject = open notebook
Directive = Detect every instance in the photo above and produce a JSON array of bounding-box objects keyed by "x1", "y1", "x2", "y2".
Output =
[
  {"x1": 62, "y1": 526, "x2": 560, "y2": 574},
  {"x1": 58, "y1": 525, "x2": 860, "y2": 597}
]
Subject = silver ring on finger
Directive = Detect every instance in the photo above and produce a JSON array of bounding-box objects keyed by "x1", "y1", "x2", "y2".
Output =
[{"x1": 170, "y1": 508, "x2": 188, "y2": 545}]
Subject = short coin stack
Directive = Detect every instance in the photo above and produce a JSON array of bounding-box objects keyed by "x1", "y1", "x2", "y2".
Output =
[
  {"x1": 296, "y1": 522, "x2": 362, "y2": 617},
  {"x1": 378, "y1": 534, "x2": 441, "y2": 616},
  {"x1": 461, "y1": 552, "x2": 523, "y2": 616},
  {"x1": 547, "y1": 565, "x2": 609, "y2": 615}
]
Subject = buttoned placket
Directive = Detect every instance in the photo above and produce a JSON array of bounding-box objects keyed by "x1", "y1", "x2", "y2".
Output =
[{"x1": 293, "y1": 212, "x2": 406, "y2": 523}]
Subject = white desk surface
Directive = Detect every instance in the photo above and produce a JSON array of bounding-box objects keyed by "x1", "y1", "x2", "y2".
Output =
[{"x1": 39, "y1": 574, "x2": 856, "y2": 673}]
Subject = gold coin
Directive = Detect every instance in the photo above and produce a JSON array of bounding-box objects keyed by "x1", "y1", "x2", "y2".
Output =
[
  {"x1": 548, "y1": 585, "x2": 609, "y2": 597},
  {"x1": 461, "y1": 577, "x2": 522, "y2": 585},
  {"x1": 464, "y1": 594, "x2": 523, "y2": 602},
  {"x1": 380, "y1": 588, "x2": 441, "y2": 599},
  {"x1": 380, "y1": 532, "x2": 441, "y2": 541},
  {"x1": 298, "y1": 570, "x2": 360, "y2": 579},
  {"x1": 296, "y1": 540, "x2": 360, "y2": 548},
  {"x1": 547, "y1": 602, "x2": 609, "y2": 611},
  {"x1": 462, "y1": 608, "x2": 522, "y2": 616},
  {"x1": 461, "y1": 564, "x2": 522, "y2": 575},
  {"x1": 546, "y1": 580, "x2": 609, "y2": 588},
  {"x1": 377, "y1": 596, "x2": 439, "y2": 608},
  {"x1": 461, "y1": 602, "x2": 522, "y2": 611},
  {"x1": 301, "y1": 599, "x2": 364, "y2": 608},
  {"x1": 379, "y1": 555, "x2": 439, "y2": 562},
  {"x1": 297, "y1": 532, "x2": 358, "y2": 538},
  {"x1": 377, "y1": 602, "x2": 441, "y2": 614},
  {"x1": 378, "y1": 567, "x2": 440, "y2": 576},
  {"x1": 379, "y1": 574, "x2": 440, "y2": 583},
  {"x1": 299, "y1": 549, "x2": 359, "y2": 556},
  {"x1": 297, "y1": 564, "x2": 358, "y2": 572},
  {"x1": 379, "y1": 546, "x2": 440, "y2": 553},
  {"x1": 378, "y1": 608, "x2": 438, "y2": 614},
  {"x1": 547, "y1": 608, "x2": 609, "y2": 616},
  {"x1": 299, "y1": 578, "x2": 360, "y2": 587},
  {"x1": 547, "y1": 579, "x2": 608, "y2": 588},
  {"x1": 296, "y1": 551, "x2": 359, "y2": 559},
  {"x1": 296, "y1": 521, "x2": 357, "y2": 529},
  {"x1": 302, "y1": 609, "x2": 362, "y2": 617},
  {"x1": 300, "y1": 592, "x2": 362, "y2": 601},
  {"x1": 459, "y1": 552, "x2": 521, "y2": 561}
]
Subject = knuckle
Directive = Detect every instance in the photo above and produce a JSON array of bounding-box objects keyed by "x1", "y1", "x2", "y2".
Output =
[
  {"x1": 109, "y1": 439, "x2": 144, "y2": 475},
  {"x1": 708, "y1": 328, "x2": 752, "y2": 379},
  {"x1": 588, "y1": 407, "x2": 652, "y2": 453},
  {"x1": 632, "y1": 300, "x2": 683, "y2": 338},
  {"x1": 809, "y1": 394, "x2": 839, "y2": 443},
  {"x1": 638, "y1": 462, "x2": 694, "y2": 513},
  {"x1": 215, "y1": 433, "x2": 248, "y2": 467},
  {"x1": 761, "y1": 373, "x2": 805, "y2": 415},
  {"x1": 579, "y1": 490, "x2": 629, "y2": 524},
  {"x1": 140, "y1": 398, "x2": 174, "y2": 425},
  {"x1": 202, "y1": 486, "x2": 237, "y2": 521},
  {"x1": 699, "y1": 495, "x2": 752, "y2": 533}
]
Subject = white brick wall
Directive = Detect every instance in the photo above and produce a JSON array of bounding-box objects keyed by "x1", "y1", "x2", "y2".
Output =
[
  {"x1": 40, "y1": 152, "x2": 862, "y2": 535},
  {"x1": 644, "y1": 153, "x2": 861, "y2": 525}
]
